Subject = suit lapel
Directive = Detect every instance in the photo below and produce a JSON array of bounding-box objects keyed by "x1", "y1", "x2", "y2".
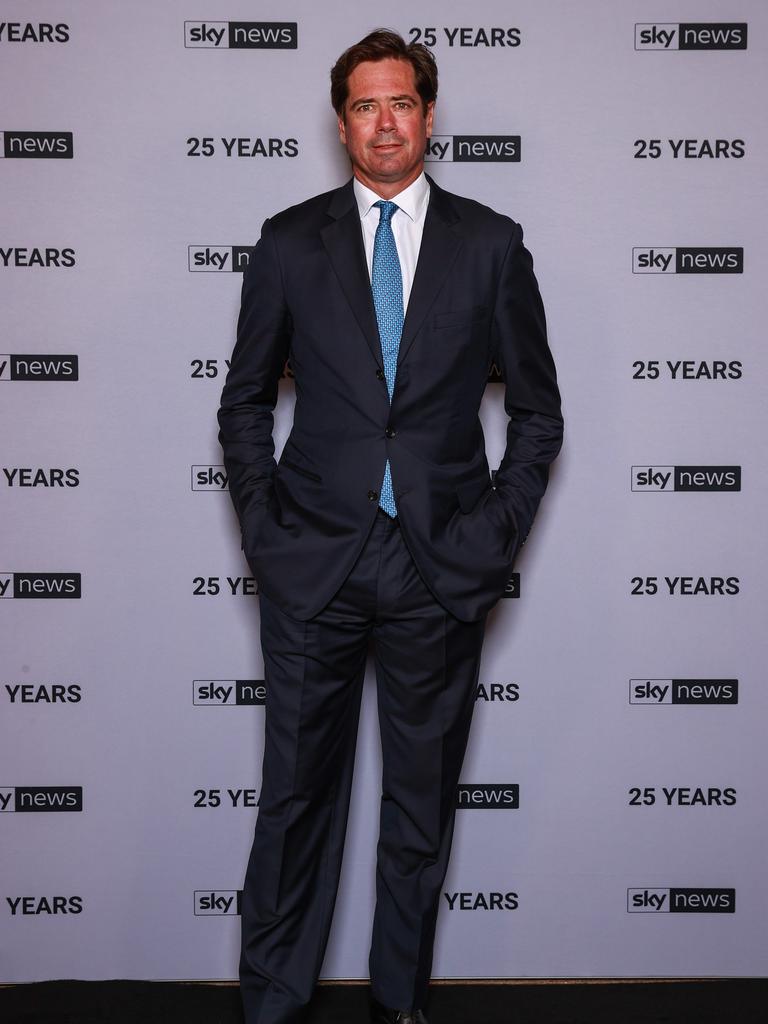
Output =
[
  {"x1": 397, "y1": 177, "x2": 462, "y2": 366},
  {"x1": 320, "y1": 181, "x2": 383, "y2": 368},
  {"x1": 319, "y1": 176, "x2": 463, "y2": 370}
]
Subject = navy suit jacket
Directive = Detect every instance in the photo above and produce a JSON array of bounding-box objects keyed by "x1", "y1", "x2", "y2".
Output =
[{"x1": 218, "y1": 175, "x2": 563, "y2": 621}]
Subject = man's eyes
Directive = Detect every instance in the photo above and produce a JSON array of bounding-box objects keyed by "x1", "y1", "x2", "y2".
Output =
[{"x1": 355, "y1": 101, "x2": 414, "y2": 113}]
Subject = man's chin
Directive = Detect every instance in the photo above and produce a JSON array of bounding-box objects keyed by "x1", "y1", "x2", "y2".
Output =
[{"x1": 368, "y1": 155, "x2": 409, "y2": 177}]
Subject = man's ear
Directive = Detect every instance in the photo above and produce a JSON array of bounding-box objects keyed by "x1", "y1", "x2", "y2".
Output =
[
  {"x1": 338, "y1": 113, "x2": 347, "y2": 145},
  {"x1": 425, "y1": 101, "x2": 435, "y2": 139}
]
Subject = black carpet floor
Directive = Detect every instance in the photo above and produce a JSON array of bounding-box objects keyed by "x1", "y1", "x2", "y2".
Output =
[{"x1": 1, "y1": 979, "x2": 766, "y2": 1024}]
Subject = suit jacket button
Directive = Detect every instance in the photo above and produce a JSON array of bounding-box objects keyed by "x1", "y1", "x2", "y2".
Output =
[
  {"x1": 367, "y1": 490, "x2": 378, "y2": 501},
  {"x1": 385, "y1": 427, "x2": 395, "y2": 438},
  {"x1": 376, "y1": 368, "x2": 385, "y2": 380}
]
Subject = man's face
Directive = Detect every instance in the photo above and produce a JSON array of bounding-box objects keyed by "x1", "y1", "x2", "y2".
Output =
[{"x1": 338, "y1": 57, "x2": 434, "y2": 198}]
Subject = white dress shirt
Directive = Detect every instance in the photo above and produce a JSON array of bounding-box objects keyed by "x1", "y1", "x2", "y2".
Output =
[{"x1": 353, "y1": 172, "x2": 430, "y2": 311}]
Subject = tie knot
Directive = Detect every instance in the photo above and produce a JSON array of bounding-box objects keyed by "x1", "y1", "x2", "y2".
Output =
[{"x1": 374, "y1": 200, "x2": 398, "y2": 224}]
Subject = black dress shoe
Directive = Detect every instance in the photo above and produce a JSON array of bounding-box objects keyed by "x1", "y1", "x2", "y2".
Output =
[{"x1": 370, "y1": 996, "x2": 428, "y2": 1023}]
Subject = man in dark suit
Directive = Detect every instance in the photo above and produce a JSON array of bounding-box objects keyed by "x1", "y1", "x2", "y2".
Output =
[{"x1": 218, "y1": 29, "x2": 562, "y2": 1024}]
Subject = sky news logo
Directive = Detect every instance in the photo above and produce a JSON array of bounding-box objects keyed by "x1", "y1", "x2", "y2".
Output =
[
  {"x1": 194, "y1": 890, "x2": 242, "y2": 915},
  {"x1": 627, "y1": 888, "x2": 735, "y2": 913},
  {"x1": 631, "y1": 466, "x2": 741, "y2": 492},
  {"x1": 0, "y1": 786, "x2": 82, "y2": 812},
  {"x1": 630, "y1": 679, "x2": 738, "y2": 705},
  {"x1": 193, "y1": 680, "x2": 266, "y2": 705},
  {"x1": 0, "y1": 354, "x2": 78, "y2": 381},
  {"x1": 502, "y1": 573, "x2": 520, "y2": 599},
  {"x1": 0, "y1": 573, "x2": 81, "y2": 599},
  {"x1": 188, "y1": 245, "x2": 252, "y2": 272},
  {"x1": 0, "y1": 131, "x2": 73, "y2": 158},
  {"x1": 184, "y1": 21, "x2": 297, "y2": 49},
  {"x1": 635, "y1": 23, "x2": 747, "y2": 51},
  {"x1": 457, "y1": 784, "x2": 519, "y2": 809},
  {"x1": 426, "y1": 135, "x2": 520, "y2": 162},
  {"x1": 192, "y1": 465, "x2": 228, "y2": 491},
  {"x1": 632, "y1": 248, "x2": 743, "y2": 274}
]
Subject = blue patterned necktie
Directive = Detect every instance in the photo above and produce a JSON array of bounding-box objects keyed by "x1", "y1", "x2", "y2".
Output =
[{"x1": 371, "y1": 200, "x2": 404, "y2": 517}]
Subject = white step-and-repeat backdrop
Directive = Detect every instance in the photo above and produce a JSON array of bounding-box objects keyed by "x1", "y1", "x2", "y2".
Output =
[{"x1": 2, "y1": 0, "x2": 767, "y2": 983}]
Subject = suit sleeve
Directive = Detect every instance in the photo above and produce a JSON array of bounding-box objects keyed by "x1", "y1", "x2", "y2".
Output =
[
  {"x1": 490, "y1": 221, "x2": 563, "y2": 545},
  {"x1": 217, "y1": 218, "x2": 292, "y2": 527}
]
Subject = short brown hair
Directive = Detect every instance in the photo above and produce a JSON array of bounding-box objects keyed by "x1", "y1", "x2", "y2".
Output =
[{"x1": 330, "y1": 29, "x2": 438, "y2": 116}]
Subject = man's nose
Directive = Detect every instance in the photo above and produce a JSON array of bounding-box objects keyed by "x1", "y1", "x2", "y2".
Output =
[{"x1": 375, "y1": 107, "x2": 396, "y2": 132}]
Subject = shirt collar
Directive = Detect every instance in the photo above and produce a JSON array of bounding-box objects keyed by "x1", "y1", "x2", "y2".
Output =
[{"x1": 353, "y1": 171, "x2": 430, "y2": 223}]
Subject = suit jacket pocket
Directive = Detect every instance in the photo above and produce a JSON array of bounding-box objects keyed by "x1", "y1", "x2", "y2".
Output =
[
  {"x1": 433, "y1": 305, "x2": 487, "y2": 330},
  {"x1": 279, "y1": 456, "x2": 322, "y2": 483}
]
